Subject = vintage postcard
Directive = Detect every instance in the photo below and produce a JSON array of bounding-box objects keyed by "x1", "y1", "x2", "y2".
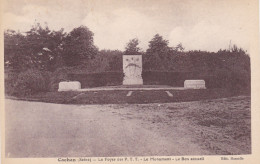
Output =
[{"x1": 1, "y1": 0, "x2": 260, "y2": 163}]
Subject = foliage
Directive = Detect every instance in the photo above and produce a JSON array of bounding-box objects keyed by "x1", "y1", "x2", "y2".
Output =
[
  {"x1": 68, "y1": 72, "x2": 124, "y2": 88},
  {"x1": 4, "y1": 23, "x2": 250, "y2": 94},
  {"x1": 59, "y1": 50, "x2": 123, "y2": 73},
  {"x1": 49, "y1": 67, "x2": 70, "y2": 91},
  {"x1": 96, "y1": 49, "x2": 123, "y2": 72},
  {"x1": 4, "y1": 70, "x2": 19, "y2": 95},
  {"x1": 144, "y1": 34, "x2": 175, "y2": 70},
  {"x1": 146, "y1": 34, "x2": 173, "y2": 57},
  {"x1": 13, "y1": 69, "x2": 51, "y2": 96},
  {"x1": 62, "y1": 26, "x2": 98, "y2": 66},
  {"x1": 124, "y1": 38, "x2": 141, "y2": 55},
  {"x1": 174, "y1": 43, "x2": 185, "y2": 52},
  {"x1": 4, "y1": 24, "x2": 99, "y2": 71},
  {"x1": 4, "y1": 23, "x2": 66, "y2": 72},
  {"x1": 4, "y1": 30, "x2": 26, "y2": 71}
]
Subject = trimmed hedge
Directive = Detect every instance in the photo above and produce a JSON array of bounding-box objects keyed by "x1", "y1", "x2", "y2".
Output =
[
  {"x1": 142, "y1": 71, "x2": 193, "y2": 86},
  {"x1": 5, "y1": 70, "x2": 250, "y2": 95},
  {"x1": 68, "y1": 72, "x2": 124, "y2": 88},
  {"x1": 66, "y1": 71, "x2": 250, "y2": 91},
  {"x1": 143, "y1": 71, "x2": 250, "y2": 90}
]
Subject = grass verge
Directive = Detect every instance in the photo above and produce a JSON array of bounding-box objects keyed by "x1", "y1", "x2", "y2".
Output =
[{"x1": 7, "y1": 88, "x2": 250, "y2": 104}]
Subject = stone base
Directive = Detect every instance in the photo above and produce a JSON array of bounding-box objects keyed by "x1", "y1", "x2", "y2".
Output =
[
  {"x1": 123, "y1": 78, "x2": 143, "y2": 85},
  {"x1": 58, "y1": 81, "x2": 81, "y2": 91},
  {"x1": 184, "y1": 80, "x2": 206, "y2": 89}
]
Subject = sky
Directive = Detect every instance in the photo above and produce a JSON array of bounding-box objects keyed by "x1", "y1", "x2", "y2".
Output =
[{"x1": 2, "y1": 0, "x2": 257, "y2": 52}]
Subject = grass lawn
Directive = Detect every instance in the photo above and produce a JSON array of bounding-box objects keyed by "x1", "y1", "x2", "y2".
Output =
[
  {"x1": 11, "y1": 88, "x2": 250, "y2": 104},
  {"x1": 174, "y1": 96, "x2": 251, "y2": 154},
  {"x1": 128, "y1": 96, "x2": 251, "y2": 155}
]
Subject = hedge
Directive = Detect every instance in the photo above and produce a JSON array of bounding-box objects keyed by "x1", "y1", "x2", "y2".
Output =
[
  {"x1": 68, "y1": 72, "x2": 124, "y2": 88},
  {"x1": 5, "y1": 69, "x2": 250, "y2": 96},
  {"x1": 67, "y1": 71, "x2": 250, "y2": 91}
]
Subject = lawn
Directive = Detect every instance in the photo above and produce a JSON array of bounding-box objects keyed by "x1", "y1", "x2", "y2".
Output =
[
  {"x1": 170, "y1": 96, "x2": 251, "y2": 154},
  {"x1": 9, "y1": 88, "x2": 250, "y2": 104},
  {"x1": 109, "y1": 95, "x2": 251, "y2": 155}
]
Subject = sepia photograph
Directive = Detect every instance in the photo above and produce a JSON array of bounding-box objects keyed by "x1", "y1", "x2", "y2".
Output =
[{"x1": 1, "y1": 0, "x2": 259, "y2": 162}]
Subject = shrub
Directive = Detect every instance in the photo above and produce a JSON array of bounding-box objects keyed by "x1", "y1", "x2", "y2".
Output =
[
  {"x1": 13, "y1": 69, "x2": 51, "y2": 96},
  {"x1": 142, "y1": 71, "x2": 195, "y2": 86},
  {"x1": 68, "y1": 72, "x2": 124, "y2": 88},
  {"x1": 49, "y1": 67, "x2": 70, "y2": 91},
  {"x1": 142, "y1": 70, "x2": 250, "y2": 91},
  {"x1": 4, "y1": 71, "x2": 19, "y2": 95}
]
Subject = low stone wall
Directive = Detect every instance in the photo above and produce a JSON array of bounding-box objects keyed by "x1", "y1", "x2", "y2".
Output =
[{"x1": 184, "y1": 80, "x2": 206, "y2": 89}]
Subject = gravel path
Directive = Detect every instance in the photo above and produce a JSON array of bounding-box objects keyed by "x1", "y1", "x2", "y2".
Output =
[
  {"x1": 5, "y1": 99, "x2": 211, "y2": 157},
  {"x1": 5, "y1": 97, "x2": 250, "y2": 157}
]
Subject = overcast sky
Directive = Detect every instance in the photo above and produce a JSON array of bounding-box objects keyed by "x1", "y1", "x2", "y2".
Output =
[{"x1": 2, "y1": 0, "x2": 257, "y2": 52}]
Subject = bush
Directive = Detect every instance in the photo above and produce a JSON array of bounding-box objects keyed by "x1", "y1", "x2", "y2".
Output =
[
  {"x1": 68, "y1": 72, "x2": 124, "y2": 88},
  {"x1": 142, "y1": 71, "x2": 250, "y2": 91},
  {"x1": 49, "y1": 67, "x2": 123, "y2": 91},
  {"x1": 13, "y1": 69, "x2": 51, "y2": 96},
  {"x1": 49, "y1": 68, "x2": 70, "y2": 91},
  {"x1": 4, "y1": 71, "x2": 19, "y2": 95}
]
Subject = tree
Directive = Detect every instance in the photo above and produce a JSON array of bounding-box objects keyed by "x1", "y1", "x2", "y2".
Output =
[
  {"x1": 63, "y1": 26, "x2": 98, "y2": 66},
  {"x1": 4, "y1": 30, "x2": 27, "y2": 71},
  {"x1": 124, "y1": 38, "x2": 141, "y2": 55},
  {"x1": 146, "y1": 34, "x2": 172, "y2": 57},
  {"x1": 4, "y1": 23, "x2": 66, "y2": 71},
  {"x1": 25, "y1": 23, "x2": 66, "y2": 71},
  {"x1": 175, "y1": 43, "x2": 185, "y2": 52},
  {"x1": 144, "y1": 34, "x2": 173, "y2": 70}
]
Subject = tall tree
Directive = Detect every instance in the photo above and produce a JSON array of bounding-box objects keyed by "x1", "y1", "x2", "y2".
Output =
[
  {"x1": 4, "y1": 23, "x2": 66, "y2": 71},
  {"x1": 124, "y1": 38, "x2": 141, "y2": 55},
  {"x1": 146, "y1": 34, "x2": 172, "y2": 57},
  {"x1": 4, "y1": 30, "x2": 27, "y2": 71},
  {"x1": 175, "y1": 43, "x2": 185, "y2": 52},
  {"x1": 144, "y1": 34, "x2": 173, "y2": 70},
  {"x1": 25, "y1": 23, "x2": 66, "y2": 71},
  {"x1": 63, "y1": 26, "x2": 98, "y2": 66}
]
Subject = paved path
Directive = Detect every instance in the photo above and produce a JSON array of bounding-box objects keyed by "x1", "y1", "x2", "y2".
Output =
[
  {"x1": 76, "y1": 85, "x2": 186, "y2": 92},
  {"x1": 5, "y1": 99, "x2": 211, "y2": 157}
]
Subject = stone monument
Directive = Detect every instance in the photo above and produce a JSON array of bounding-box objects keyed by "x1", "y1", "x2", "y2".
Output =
[{"x1": 123, "y1": 55, "x2": 143, "y2": 85}]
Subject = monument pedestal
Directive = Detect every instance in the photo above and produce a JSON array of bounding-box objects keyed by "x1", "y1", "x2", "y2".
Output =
[{"x1": 123, "y1": 78, "x2": 143, "y2": 85}]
